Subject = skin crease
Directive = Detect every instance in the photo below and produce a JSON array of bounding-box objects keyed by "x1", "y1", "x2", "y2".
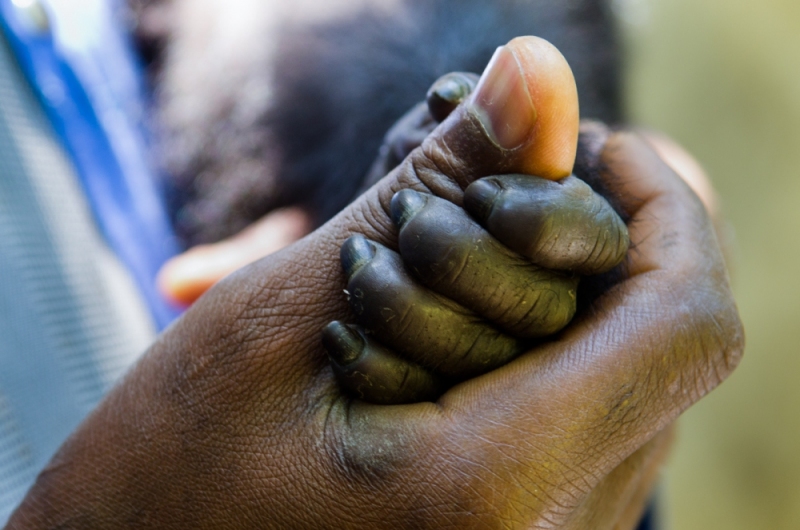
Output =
[{"x1": 8, "y1": 37, "x2": 743, "y2": 529}]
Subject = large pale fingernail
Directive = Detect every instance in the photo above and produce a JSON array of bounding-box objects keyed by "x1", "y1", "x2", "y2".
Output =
[
  {"x1": 340, "y1": 235, "x2": 376, "y2": 277},
  {"x1": 464, "y1": 178, "x2": 502, "y2": 223},
  {"x1": 390, "y1": 189, "x2": 428, "y2": 229},
  {"x1": 468, "y1": 46, "x2": 537, "y2": 150},
  {"x1": 322, "y1": 322, "x2": 364, "y2": 366}
]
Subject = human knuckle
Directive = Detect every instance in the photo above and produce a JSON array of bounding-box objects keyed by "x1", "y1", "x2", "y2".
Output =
[
  {"x1": 397, "y1": 140, "x2": 463, "y2": 197},
  {"x1": 678, "y1": 279, "x2": 745, "y2": 388},
  {"x1": 342, "y1": 199, "x2": 397, "y2": 245},
  {"x1": 419, "y1": 134, "x2": 461, "y2": 177}
]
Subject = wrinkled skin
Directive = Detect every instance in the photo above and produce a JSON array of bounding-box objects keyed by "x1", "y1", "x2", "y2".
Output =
[
  {"x1": 326, "y1": 71, "x2": 630, "y2": 404},
  {"x1": 8, "y1": 38, "x2": 743, "y2": 529},
  {"x1": 326, "y1": 173, "x2": 629, "y2": 400}
]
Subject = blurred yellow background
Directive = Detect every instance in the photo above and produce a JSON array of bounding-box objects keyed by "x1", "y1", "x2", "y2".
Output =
[{"x1": 619, "y1": 0, "x2": 800, "y2": 527}]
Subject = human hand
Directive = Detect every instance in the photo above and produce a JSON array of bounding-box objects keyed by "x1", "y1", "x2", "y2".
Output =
[{"x1": 9, "y1": 37, "x2": 742, "y2": 530}]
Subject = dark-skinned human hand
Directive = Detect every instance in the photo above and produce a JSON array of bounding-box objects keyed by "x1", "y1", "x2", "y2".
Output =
[{"x1": 8, "y1": 37, "x2": 743, "y2": 530}]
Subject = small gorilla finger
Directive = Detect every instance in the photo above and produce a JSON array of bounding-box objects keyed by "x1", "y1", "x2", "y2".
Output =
[
  {"x1": 360, "y1": 72, "x2": 479, "y2": 193},
  {"x1": 391, "y1": 189, "x2": 578, "y2": 338},
  {"x1": 426, "y1": 72, "x2": 480, "y2": 122},
  {"x1": 341, "y1": 235, "x2": 526, "y2": 379},
  {"x1": 464, "y1": 175, "x2": 630, "y2": 275},
  {"x1": 323, "y1": 322, "x2": 445, "y2": 404}
]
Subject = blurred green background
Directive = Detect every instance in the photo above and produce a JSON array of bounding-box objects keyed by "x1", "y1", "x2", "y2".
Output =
[{"x1": 618, "y1": 0, "x2": 800, "y2": 527}]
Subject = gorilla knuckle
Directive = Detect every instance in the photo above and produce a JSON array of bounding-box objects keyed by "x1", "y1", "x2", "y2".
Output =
[
  {"x1": 426, "y1": 240, "x2": 476, "y2": 290},
  {"x1": 401, "y1": 225, "x2": 464, "y2": 282},
  {"x1": 453, "y1": 328, "x2": 522, "y2": 377},
  {"x1": 400, "y1": 206, "x2": 491, "y2": 288},
  {"x1": 504, "y1": 285, "x2": 573, "y2": 338},
  {"x1": 579, "y1": 222, "x2": 629, "y2": 274}
]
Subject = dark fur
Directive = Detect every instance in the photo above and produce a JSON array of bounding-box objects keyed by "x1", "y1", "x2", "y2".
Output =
[{"x1": 131, "y1": 0, "x2": 622, "y2": 246}]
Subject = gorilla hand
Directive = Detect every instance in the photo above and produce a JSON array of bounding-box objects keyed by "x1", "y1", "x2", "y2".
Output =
[
  {"x1": 9, "y1": 37, "x2": 742, "y2": 530},
  {"x1": 326, "y1": 66, "x2": 629, "y2": 404},
  {"x1": 325, "y1": 173, "x2": 629, "y2": 403}
]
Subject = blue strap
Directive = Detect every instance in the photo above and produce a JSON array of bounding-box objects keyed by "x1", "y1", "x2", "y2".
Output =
[{"x1": 0, "y1": 0, "x2": 181, "y2": 330}]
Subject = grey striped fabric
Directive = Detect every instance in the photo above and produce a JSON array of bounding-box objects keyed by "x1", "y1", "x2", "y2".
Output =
[{"x1": 0, "y1": 34, "x2": 156, "y2": 523}]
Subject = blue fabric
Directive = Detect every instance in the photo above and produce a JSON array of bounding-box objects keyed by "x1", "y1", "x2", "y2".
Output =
[
  {"x1": 0, "y1": 0, "x2": 180, "y2": 330},
  {"x1": 0, "y1": 25, "x2": 158, "y2": 524}
]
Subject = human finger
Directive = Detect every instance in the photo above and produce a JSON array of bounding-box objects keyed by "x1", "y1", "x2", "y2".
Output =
[
  {"x1": 642, "y1": 130, "x2": 718, "y2": 218},
  {"x1": 157, "y1": 207, "x2": 312, "y2": 305},
  {"x1": 4, "y1": 35, "x2": 590, "y2": 529}
]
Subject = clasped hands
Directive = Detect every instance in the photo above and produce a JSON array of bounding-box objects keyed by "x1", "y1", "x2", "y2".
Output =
[{"x1": 8, "y1": 37, "x2": 743, "y2": 530}]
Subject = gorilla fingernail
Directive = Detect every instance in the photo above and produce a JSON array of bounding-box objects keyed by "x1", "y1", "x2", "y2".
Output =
[
  {"x1": 390, "y1": 189, "x2": 428, "y2": 229},
  {"x1": 322, "y1": 321, "x2": 364, "y2": 366},
  {"x1": 340, "y1": 235, "x2": 376, "y2": 277},
  {"x1": 464, "y1": 178, "x2": 502, "y2": 223},
  {"x1": 427, "y1": 72, "x2": 479, "y2": 122}
]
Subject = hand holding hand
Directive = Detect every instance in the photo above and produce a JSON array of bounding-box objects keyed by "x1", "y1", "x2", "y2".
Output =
[{"x1": 9, "y1": 37, "x2": 742, "y2": 530}]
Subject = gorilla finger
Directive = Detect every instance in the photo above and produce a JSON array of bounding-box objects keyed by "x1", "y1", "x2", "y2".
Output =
[
  {"x1": 323, "y1": 322, "x2": 445, "y2": 404},
  {"x1": 391, "y1": 189, "x2": 578, "y2": 338},
  {"x1": 341, "y1": 235, "x2": 526, "y2": 379},
  {"x1": 426, "y1": 72, "x2": 480, "y2": 123},
  {"x1": 362, "y1": 72, "x2": 479, "y2": 193},
  {"x1": 464, "y1": 174, "x2": 630, "y2": 275}
]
